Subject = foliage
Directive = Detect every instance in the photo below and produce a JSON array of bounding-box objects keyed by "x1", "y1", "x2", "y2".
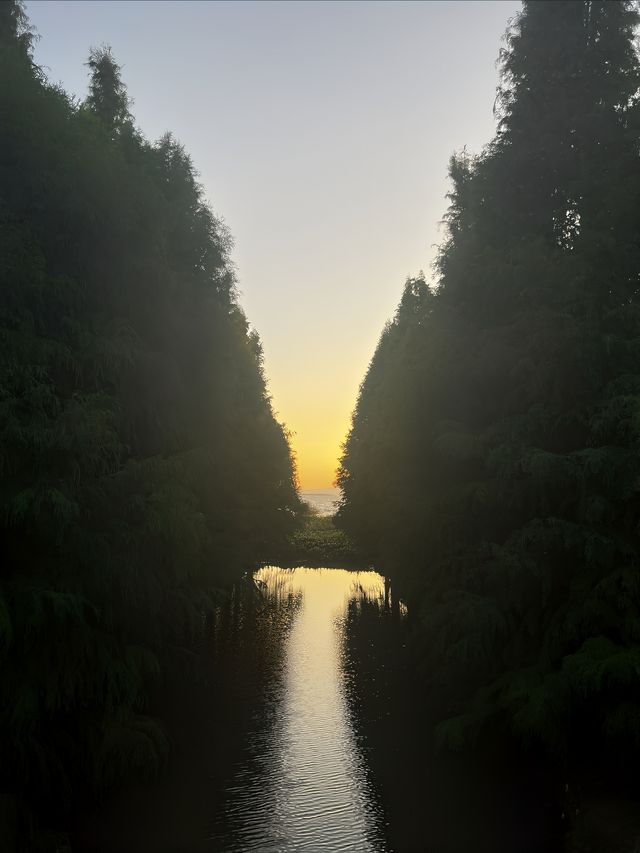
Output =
[
  {"x1": 0, "y1": 1, "x2": 301, "y2": 844},
  {"x1": 85, "y1": 47, "x2": 131, "y2": 133},
  {"x1": 338, "y1": 0, "x2": 640, "y2": 784},
  {"x1": 284, "y1": 507, "x2": 362, "y2": 567}
]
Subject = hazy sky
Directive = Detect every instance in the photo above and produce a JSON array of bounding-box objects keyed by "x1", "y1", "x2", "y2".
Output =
[{"x1": 27, "y1": 0, "x2": 520, "y2": 489}]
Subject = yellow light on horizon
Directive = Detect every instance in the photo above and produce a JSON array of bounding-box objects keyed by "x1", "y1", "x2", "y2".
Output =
[{"x1": 286, "y1": 414, "x2": 351, "y2": 491}]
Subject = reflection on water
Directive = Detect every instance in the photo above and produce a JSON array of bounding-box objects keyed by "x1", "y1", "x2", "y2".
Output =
[
  {"x1": 300, "y1": 488, "x2": 341, "y2": 517},
  {"x1": 76, "y1": 563, "x2": 558, "y2": 853},
  {"x1": 208, "y1": 566, "x2": 391, "y2": 852}
]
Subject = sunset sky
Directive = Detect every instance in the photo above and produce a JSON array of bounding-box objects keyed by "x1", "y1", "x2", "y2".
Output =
[{"x1": 28, "y1": 0, "x2": 519, "y2": 489}]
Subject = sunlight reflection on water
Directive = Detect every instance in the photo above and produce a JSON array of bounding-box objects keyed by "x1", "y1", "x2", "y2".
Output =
[
  {"x1": 209, "y1": 566, "x2": 391, "y2": 852},
  {"x1": 300, "y1": 489, "x2": 340, "y2": 517}
]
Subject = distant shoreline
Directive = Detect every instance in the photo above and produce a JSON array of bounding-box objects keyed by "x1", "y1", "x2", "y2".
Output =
[{"x1": 300, "y1": 488, "x2": 341, "y2": 518}]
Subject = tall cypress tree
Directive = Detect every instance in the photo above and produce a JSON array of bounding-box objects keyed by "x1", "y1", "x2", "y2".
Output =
[
  {"x1": 339, "y1": 0, "x2": 640, "y2": 782},
  {"x1": 0, "y1": 0, "x2": 33, "y2": 56},
  {"x1": 85, "y1": 46, "x2": 131, "y2": 133},
  {"x1": 0, "y1": 6, "x2": 300, "y2": 846}
]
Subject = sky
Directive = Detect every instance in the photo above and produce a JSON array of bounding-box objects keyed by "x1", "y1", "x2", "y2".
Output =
[{"x1": 27, "y1": 0, "x2": 520, "y2": 489}]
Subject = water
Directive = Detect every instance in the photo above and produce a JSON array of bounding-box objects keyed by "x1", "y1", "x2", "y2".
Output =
[
  {"x1": 208, "y1": 566, "x2": 390, "y2": 852},
  {"x1": 204, "y1": 568, "x2": 559, "y2": 853},
  {"x1": 300, "y1": 488, "x2": 340, "y2": 516},
  {"x1": 76, "y1": 565, "x2": 559, "y2": 853}
]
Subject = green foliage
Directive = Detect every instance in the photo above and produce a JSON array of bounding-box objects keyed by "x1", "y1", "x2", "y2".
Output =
[
  {"x1": 85, "y1": 46, "x2": 132, "y2": 133},
  {"x1": 338, "y1": 0, "x2": 640, "y2": 781},
  {"x1": 0, "y1": 0, "x2": 34, "y2": 59},
  {"x1": 284, "y1": 509, "x2": 362, "y2": 566},
  {"x1": 0, "y1": 6, "x2": 301, "y2": 844}
]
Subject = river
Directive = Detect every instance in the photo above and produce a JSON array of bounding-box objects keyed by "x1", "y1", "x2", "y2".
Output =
[
  {"x1": 206, "y1": 566, "x2": 392, "y2": 851},
  {"x1": 77, "y1": 563, "x2": 559, "y2": 853}
]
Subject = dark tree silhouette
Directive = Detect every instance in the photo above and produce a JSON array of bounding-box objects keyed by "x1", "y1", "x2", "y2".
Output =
[
  {"x1": 339, "y1": 0, "x2": 640, "y2": 798},
  {"x1": 0, "y1": 2, "x2": 301, "y2": 846},
  {"x1": 85, "y1": 46, "x2": 131, "y2": 133}
]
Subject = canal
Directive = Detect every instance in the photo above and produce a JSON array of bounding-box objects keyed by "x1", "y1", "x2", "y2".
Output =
[{"x1": 76, "y1": 563, "x2": 558, "y2": 853}]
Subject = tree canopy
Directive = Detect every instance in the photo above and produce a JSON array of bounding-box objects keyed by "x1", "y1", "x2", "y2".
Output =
[
  {"x1": 0, "y1": 1, "x2": 300, "y2": 845},
  {"x1": 339, "y1": 0, "x2": 640, "y2": 783}
]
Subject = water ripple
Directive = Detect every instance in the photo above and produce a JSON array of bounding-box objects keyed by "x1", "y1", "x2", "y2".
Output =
[{"x1": 207, "y1": 567, "x2": 390, "y2": 852}]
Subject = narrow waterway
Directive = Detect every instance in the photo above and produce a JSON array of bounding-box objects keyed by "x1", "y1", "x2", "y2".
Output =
[
  {"x1": 76, "y1": 562, "x2": 560, "y2": 853},
  {"x1": 207, "y1": 566, "x2": 392, "y2": 852}
]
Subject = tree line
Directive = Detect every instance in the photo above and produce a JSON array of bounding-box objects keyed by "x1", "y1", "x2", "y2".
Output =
[
  {"x1": 0, "y1": 1, "x2": 300, "y2": 847},
  {"x1": 338, "y1": 0, "x2": 640, "y2": 819}
]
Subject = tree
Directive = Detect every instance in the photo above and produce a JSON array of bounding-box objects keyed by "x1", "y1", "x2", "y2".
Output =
[
  {"x1": 85, "y1": 45, "x2": 132, "y2": 132},
  {"x1": 339, "y1": 0, "x2": 640, "y2": 791},
  {"x1": 0, "y1": 0, "x2": 33, "y2": 56},
  {"x1": 0, "y1": 11, "x2": 300, "y2": 847}
]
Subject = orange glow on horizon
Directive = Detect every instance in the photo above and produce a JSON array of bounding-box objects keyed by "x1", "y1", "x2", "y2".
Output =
[
  {"x1": 282, "y1": 409, "x2": 351, "y2": 491},
  {"x1": 292, "y1": 431, "x2": 345, "y2": 491}
]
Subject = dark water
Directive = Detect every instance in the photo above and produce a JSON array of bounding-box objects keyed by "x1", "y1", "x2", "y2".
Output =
[
  {"x1": 77, "y1": 565, "x2": 560, "y2": 853},
  {"x1": 207, "y1": 566, "x2": 392, "y2": 852}
]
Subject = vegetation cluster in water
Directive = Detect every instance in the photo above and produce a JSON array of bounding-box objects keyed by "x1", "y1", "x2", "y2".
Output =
[{"x1": 282, "y1": 508, "x2": 364, "y2": 567}]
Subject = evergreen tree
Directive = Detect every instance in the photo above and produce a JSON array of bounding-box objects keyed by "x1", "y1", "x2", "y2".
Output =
[
  {"x1": 0, "y1": 0, "x2": 33, "y2": 57},
  {"x1": 85, "y1": 46, "x2": 131, "y2": 133},
  {"x1": 339, "y1": 0, "x2": 640, "y2": 795},
  {"x1": 0, "y1": 6, "x2": 300, "y2": 846}
]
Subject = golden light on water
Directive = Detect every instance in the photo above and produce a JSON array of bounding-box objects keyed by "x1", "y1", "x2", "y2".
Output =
[
  {"x1": 254, "y1": 565, "x2": 387, "y2": 609},
  {"x1": 232, "y1": 566, "x2": 391, "y2": 851}
]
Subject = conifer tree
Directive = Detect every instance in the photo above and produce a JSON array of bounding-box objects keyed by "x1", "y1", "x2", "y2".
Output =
[
  {"x1": 0, "y1": 0, "x2": 33, "y2": 55},
  {"x1": 339, "y1": 0, "x2": 640, "y2": 787},
  {"x1": 85, "y1": 46, "x2": 131, "y2": 132},
  {"x1": 0, "y1": 8, "x2": 300, "y2": 846}
]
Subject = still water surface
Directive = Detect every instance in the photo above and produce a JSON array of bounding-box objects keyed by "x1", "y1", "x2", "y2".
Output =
[
  {"x1": 208, "y1": 566, "x2": 391, "y2": 852},
  {"x1": 300, "y1": 488, "x2": 341, "y2": 516},
  {"x1": 79, "y1": 564, "x2": 558, "y2": 853}
]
